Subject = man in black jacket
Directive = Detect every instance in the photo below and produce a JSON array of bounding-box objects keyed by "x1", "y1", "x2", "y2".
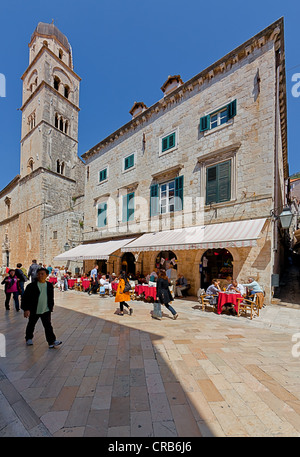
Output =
[
  {"x1": 27, "y1": 260, "x2": 40, "y2": 282},
  {"x1": 21, "y1": 268, "x2": 62, "y2": 348}
]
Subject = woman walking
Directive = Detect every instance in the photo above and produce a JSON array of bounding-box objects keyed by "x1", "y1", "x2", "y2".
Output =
[
  {"x1": 2, "y1": 269, "x2": 21, "y2": 311},
  {"x1": 115, "y1": 271, "x2": 133, "y2": 316},
  {"x1": 157, "y1": 269, "x2": 178, "y2": 320}
]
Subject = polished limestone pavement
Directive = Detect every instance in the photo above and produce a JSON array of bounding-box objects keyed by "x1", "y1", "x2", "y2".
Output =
[{"x1": 0, "y1": 287, "x2": 300, "y2": 437}]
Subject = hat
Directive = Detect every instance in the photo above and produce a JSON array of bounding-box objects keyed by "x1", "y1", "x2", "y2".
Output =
[{"x1": 112, "y1": 273, "x2": 116, "y2": 276}]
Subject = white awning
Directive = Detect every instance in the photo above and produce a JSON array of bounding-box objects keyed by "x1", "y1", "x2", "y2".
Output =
[
  {"x1": 121, "y1": 219, "x2": 266, "y2": 252},
  {"x1": 54, "y1": 238, "x2": 136, "y2": 261}
]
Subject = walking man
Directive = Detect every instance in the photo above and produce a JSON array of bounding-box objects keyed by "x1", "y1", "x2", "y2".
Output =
[{"x1": 21, "y1": 267, "x2": 62, "y2": 349}]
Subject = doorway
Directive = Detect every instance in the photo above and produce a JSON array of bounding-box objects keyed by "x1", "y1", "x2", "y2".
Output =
[
  {"x1": 201, "y1": 249, "x2": 233, "y2": 289},
  {"x1": 121, "y1": 252, "x2": 136, "y2": 276},
  {"x1": 155, "y1": 251, "x2": 177, "y2": 270}
]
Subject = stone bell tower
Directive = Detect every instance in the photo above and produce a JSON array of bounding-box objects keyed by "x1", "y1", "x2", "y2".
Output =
[
  {"x1": 20, "y1": 21, "x2": 81, "y2": 180},
  {"x1": 16, "y1": 22, "x2": 85, "y2": 266}
]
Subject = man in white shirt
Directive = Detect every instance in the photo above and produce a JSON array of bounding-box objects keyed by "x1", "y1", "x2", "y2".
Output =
[
  {"x1": 226, "y1": 279, "x2": 245, "y2": 295},
  {"x1": 99, "y1": 275, "x2": 112, "y2": 296}
]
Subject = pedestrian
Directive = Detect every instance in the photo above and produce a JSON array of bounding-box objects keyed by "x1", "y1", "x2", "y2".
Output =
[
  {"x1": 115, "y1": 271, "x2": 133, "y2": 316},
  {"x1": 88, "y1": 264, "x2": 99, "y2": 295},
  {"x1": 1, "y1": 269, "x2": 21, "y2": 311},
  {"x1": 28, "y1": 259, "x2": 41, "y2": 282},
  {"x1": 15, "y1": 263, "x2": 28, "y2": 296},
  {"x1": 157, "y1": 269, "x2": 178, "y2": 320},
  {"x1": 21, "y1": 267, "x2": 62, "y2": 348}
]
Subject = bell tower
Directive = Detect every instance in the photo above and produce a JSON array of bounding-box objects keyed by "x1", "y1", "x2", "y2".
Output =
[{"x1": 20, "y1": 22, "x2": 81, "y2": 180}]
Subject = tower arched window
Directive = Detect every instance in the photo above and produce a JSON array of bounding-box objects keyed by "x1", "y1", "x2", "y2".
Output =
[
  {"x1": 64, "y1": 85, "x2": 70, "y2": 99},
  {"x1": 27, "y1": 158, "x2": 34, "y2": 174},
  {"x1": 55, "y1": 113, "x2": 59, "y2": 128},
  {"x1": 61, "y1": 162, "x2": 65, "y2": 175},
  {"x1": 53, "y1": 76, "x2": 60, "y2": 91},
  {"x1": 59, "y1": 49, "x2": 63, "y2": 60},
  {"x1": 43, "y1": 40, "x2": 48, "y2": 47},
  {"x1": 59, "y1": 117, "x2": 63, "y2": 131},
  {"x1": 57, "y1": 160, "x2": 60, "y2": 173},
  {"x1": 64, "y1": 120, "x2": 68, "y2": 134}
]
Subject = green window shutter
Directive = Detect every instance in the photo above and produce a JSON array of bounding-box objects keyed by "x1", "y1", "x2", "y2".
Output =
[
  {"x1": 227, "y1": 99, "x2": 237, "y2": 119},
  {"x1": 169, "y1": 132, "x2": 175, "y2": 149},
  {"x1": 162, "y1": 132, "x2": 176, "y2": 152},
  {"x1": 150, "y1": 184, "x2": 159, "y2": 217},
  {"x1": 99, "y1": 168, "x2": 107, "y2": 182},
  {"x1": 206, "y1": 161, "x2": 231, "y2": 205},
  {"x1": 122, "y1": 195, "x2": 127, "y2": 222},
  {"x1": 175, "y1": 176, "x2": 184, "y2": 211},
  {"x1": 127, "y1": 192, "x2": 135, "y2": 222},
  {"x1": 97, "y1": 202, "x2": 107, "y2": 227},
  {"x1": 206, "y1": 166, "x2": 217, "y2": 205},
  {"x1": 124, "y1": 154, "x2": 134, "y2": 170},
  {"x1": 200, "y1": 115, "x2": 210, "y2": 132},
  {"x1": 218, "y1": 161, "x2": 231, "y2": 202}
]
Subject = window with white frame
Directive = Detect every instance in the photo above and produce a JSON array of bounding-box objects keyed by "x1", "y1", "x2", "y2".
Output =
[
  {"x1": 97, "y1": 202, "x2": 107, "y2": 227},
  {"x1": 150, "y1": 176, "x2": 184, "y2": 216}
]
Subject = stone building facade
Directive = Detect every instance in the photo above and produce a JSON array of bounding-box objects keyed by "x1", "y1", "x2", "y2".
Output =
[
  {"x1": 80, "y1": 18, "x2": 288, "y2": 303},
  {"x1": 0, "y1": 23, "x2": 85, "y2": 269}
]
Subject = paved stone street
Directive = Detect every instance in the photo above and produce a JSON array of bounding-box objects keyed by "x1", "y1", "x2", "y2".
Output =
[{"x1": 0, "y1": 287, "x2": 300, "y2": 437}]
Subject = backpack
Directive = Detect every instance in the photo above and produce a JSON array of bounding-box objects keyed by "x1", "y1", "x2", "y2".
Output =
[{"x1": 123, "y1": 280, "x2": 131, "y2": 292}]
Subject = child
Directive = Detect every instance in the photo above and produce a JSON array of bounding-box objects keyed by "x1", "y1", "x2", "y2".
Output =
[{"x1": 21, "y1": 267, "x2": 62, "y2": 348}]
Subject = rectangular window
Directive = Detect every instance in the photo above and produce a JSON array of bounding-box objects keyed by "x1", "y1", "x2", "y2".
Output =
[
  {"x1": 97, "y1": 202, "x2": 107, "y2": 227},
  {"x1": 99, "y1": 168, "x2": 107, "y2": 182},
  {"x1": 161, "y1": 132, "x2": 176, "y2": 153},
  {"x1": 122, "y1": 192, "x2": 135, "y2": 222},
  {"x1": 200, "y1": 100, "x2": 237, "y2": 132},
  {"x1": 206, "y1": 160, "x2": 231, "y2": 205},
  {"x1": 53, "y1": 231, "x2": 57, "y2": 240},
  {"x1": 124, "y1": 154, "x2": 134, "y2": 171},
  {"x1": 150, "y1": 176, "x2": 184, "y2": 216}
]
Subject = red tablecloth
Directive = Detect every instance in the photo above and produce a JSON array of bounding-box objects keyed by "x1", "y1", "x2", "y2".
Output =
[
  {"x1": 48, "y1": 277, "x2": 57, "y2": 284},
  {"x1": 82, "y1": 279, "x2": 90, "y2": 290},
  {"x1": 135, "y1": 285, "x2": 157, "y2": 300},
  {"x1": 217, "y1": 292, "x2": 242, "y2": 314},
  {"x1": 111, "y1": 282, "x2": 118, "y2": 291},
  {"x1": 68, "y1": 279, "x2": 76, "y2": 288}
]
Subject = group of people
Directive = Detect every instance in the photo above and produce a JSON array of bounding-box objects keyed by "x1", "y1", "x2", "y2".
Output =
[
  {"x1": 205, "y1": 276, "x2": 264, "y2": 313},
  {"x1": 115, "y1": 269, "x2": 178, "y2": 320},
  {"x1": 135, "y1": 266, "x2": 189, "y2": 298}
]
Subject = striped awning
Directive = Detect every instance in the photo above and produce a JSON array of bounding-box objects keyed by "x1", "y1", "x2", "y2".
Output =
[
  {"x1": 54, "y1": 238, "x2": 136, "y2": 261},
  {"x1": 121, "y1": 219, "x2": 266, "y2": 252}
]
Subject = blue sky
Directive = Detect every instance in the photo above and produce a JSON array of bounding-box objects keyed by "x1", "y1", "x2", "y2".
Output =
[{"x1": 0, "y1": 0, "x2": 299, "y2": 190}]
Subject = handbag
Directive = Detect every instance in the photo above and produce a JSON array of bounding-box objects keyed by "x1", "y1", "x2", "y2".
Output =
[{"x1": 123, "y1": 280, "x2": 131, "y2": 292}]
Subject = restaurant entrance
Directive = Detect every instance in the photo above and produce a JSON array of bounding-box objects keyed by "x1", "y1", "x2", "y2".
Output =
[
  {"x1": 155, "y1": 251, "x2": 177, "y2": 271},
  {"x1": 121, "y1": 252, "x2": 136, "y2": 276},
  {"x1": 201, "y1": 249, "x2": 233, "y2": 289}
]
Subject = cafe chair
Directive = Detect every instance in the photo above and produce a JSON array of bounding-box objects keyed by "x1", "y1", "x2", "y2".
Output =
[
  {"x1": 197, "y1": 288, "x2": 217, "y2": 312},
  {"x1": 237, "y1": 295, "x2": 260, "y2": 320}
]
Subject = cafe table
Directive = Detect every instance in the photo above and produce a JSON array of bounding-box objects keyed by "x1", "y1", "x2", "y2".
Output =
[
  {"x1": 135, "y1": 284, "x2": 157, "y2": 300},
  {"x1": 48, "y1": 277, "x2": 57, "y2": 284},
  {"x1": 217, "y1": 291, "x2": 242, "y2": 314},
  {"x1": 68, "y1": 278, "x2": 76, "y2": 288},
  {"x1": 81, "y1": 279, "x2": 91, "y2": 291}
]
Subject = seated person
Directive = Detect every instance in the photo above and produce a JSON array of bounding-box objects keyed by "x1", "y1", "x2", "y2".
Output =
[
  {"x1": 205, "y1": 279, "x2": 221, "y2": 305},
  {"x1": 242, "y1": 277, "x2": 264, "y2": 307},
  {"x1": 99, "y1": 274, "x2": 113, "y2": 296},
  {"x1": 175, "y1": 274, "x2": 189, "y2": 297},
  {"x1": 226, "y1": 279, "x2": 245, "y2": 296}
]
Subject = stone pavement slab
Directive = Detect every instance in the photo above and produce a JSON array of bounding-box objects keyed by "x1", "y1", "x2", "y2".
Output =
[{"x1": 0, "y1": 288, "x2": 300, "y2": 437}]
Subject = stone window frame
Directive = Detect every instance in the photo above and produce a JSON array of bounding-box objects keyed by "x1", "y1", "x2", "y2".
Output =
[
  {"x1": 159, "y1": 127, "x2": 179, "y2": 157},
  {"x1": 198, "y1": 143, "x2": 240, "y2": 208}
]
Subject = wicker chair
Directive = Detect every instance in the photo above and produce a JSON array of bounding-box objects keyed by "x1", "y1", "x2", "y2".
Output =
[
  {"x1": 197, "y1": 288, "x2": 218, "y2": 312},
  {"x1": 237, "y1": 295, "x2": 260, "y2": 319}
]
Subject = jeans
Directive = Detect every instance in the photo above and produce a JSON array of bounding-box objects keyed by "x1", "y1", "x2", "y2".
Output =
[
  {"x1": 164, "y1": 303, "x2": 176, "y2": 315},
  {"x1": 5, "y1": 292, "x2": 19, "y2": 310},
  {"x1": 25, "y1": 311, "x2": 56, "y2": 344}
]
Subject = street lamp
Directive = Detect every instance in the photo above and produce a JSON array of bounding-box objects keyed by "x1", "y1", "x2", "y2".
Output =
[
  {"x1": 278, "y1": 207, "x2": 293, "y2": 229},
  {"x1": 64, "y1": 242, "x2": 70, "y2": 251}
]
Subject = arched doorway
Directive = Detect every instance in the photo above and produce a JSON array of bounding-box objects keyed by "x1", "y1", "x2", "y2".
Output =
[
  {"x1": 121, "y1": 252, "x2": 136, "y2": 276},
  {"x1": 201, "y1": 249, "x2": 233, "y2": 289},
  {"x1": 96, "y1": 260, "x2": 107, "y2": 275},
  {"x1": 155, "y1": 251, "x2": 177, "y2": 270}
]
